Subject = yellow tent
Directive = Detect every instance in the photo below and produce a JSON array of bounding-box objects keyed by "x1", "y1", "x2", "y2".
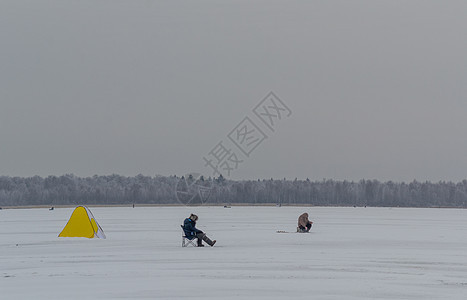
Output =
[{"x1": 59, "y1": 206, "x2": 106, "y2": 239}]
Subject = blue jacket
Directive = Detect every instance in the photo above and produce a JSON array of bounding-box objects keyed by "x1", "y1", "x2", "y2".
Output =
[{"x1": 183, "y1": 218, "x2": 202, "y2": 239}]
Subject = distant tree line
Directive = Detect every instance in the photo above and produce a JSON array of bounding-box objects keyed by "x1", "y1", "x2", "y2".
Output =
[{"x1": 1, "y1": 174, "x2": 467, "y2": 208}]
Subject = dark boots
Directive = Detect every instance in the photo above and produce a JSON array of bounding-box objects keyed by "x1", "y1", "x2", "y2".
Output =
[
  {"x1": 196, "y1": 233, "x2": 216, "y2": 247},
  {"x1": 202, "y1": 234, "x2": 216, "y2": 247}
]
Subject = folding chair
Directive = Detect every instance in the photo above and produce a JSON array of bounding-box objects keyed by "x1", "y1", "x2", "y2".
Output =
[{"x1": 181, "y1": 225, "x2": 197, "y2": 247}]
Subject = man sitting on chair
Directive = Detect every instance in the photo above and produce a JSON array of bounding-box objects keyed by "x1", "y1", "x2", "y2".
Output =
[
  {"x1": 183, "y1": 214, "x2": 216, "y2": 247},
  {"x1": 297, "y1": 212, "x2": 313, "y2": 233}
]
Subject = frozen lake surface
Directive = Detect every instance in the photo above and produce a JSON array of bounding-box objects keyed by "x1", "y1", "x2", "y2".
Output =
[{"x1": 1, "y1": 206, "x2": 467, "y2": 299}]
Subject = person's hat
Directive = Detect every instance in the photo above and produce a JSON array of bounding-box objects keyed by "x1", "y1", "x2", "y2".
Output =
[{"x1": 190, "y1": 214, "x2": 198, "y2": 221}]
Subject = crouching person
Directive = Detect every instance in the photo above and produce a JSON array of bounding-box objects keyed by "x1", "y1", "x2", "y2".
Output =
[
  {"x1": 183, "y1": 214, "x2": 216, "y2": 247},
  {"x1": 297, "y1": 212, "x2": 313, "y2": 233}
]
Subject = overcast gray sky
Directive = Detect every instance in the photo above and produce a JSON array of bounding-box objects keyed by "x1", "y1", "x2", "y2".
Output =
[{"x1": 1, "y1": 0, "x2": 466, "y2": 182}]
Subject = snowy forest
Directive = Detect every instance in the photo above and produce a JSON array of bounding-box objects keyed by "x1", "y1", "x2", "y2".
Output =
[{"x1": 1, "y1": 174, "x2": 467, "y2": 208}]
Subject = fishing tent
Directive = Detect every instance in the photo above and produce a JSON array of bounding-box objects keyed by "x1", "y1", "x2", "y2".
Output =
[{"x1": 58, "y1": 206, "x2": 106, "y2": 239}]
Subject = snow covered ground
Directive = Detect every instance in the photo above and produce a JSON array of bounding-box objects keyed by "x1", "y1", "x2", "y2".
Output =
[{"x1": 1, "y1": 206, "x2": 467, "y2": 299}]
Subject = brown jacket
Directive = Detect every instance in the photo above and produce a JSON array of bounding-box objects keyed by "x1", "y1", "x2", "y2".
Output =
[{"x1": 298, "y1": 213, "x2": 312, "y2": 227}]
